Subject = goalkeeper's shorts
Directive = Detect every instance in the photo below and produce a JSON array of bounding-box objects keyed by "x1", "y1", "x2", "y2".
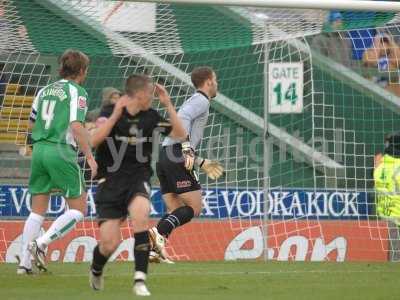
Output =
[
  {"x1": 374, "y1": 154, "x2": 400, "y2": 224},
  {"x1": 156, "y1": 144, "x2": 201, "y2": 195}
]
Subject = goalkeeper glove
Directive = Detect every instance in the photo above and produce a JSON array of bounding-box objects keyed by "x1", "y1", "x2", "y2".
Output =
[
  {"x1": 181, "y1": 141, "x2": 195, "y2": 171},
  {"x1": 196, "y1": 157, "x2": 224, "y2": 180}
]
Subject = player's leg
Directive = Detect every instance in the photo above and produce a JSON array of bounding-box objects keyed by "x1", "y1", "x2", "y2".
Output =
[
  {"x1": 30, "y1": 146, "x2": 86, "y2": 268},
  {"x1": 155, "y1": 190, "x2": 201, "y2": 238},
  {"x1": 129, "y1": 195, "x2": 151, "y2": 296},
  {"x1": 89, "y1": 219, "x2": 123, "y2": 291},
  {"x1": 34, "y1": 193, "x2": 86, "y2": 249},
  {"x1": 18, "y1": 194, "x2": 48, "y2": 274},
  {"x1": 154, "y1": 144, "x2": 202, "y2": 235},
  {"x1": 152, "y1": 192, "x2": 183, "y2": 237},
  {"x1": 19, "y1": 143, "x2": 52, "y2": 274},
  {"x1": 162, "y1": 192, "x2": 185, "y2": 212},
  {"x1": 151, "y1": 151, "x2": 201, "y2": 261},
  {"x1": 153, "y1": 160, "x2": 181, "y2": 236},
  {"x1": 89, "y1": 174, "x2": 129, "y2": 291},
  {"x1": 150, "y1": 191, "x2": 201, "y2": 263},
  {"x1": 151, "y1": 159, "x2": 182, "y2": 262}
]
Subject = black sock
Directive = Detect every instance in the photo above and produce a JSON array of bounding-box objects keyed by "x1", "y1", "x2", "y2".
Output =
[
  {"x1": 91, "y1": 245, "x2": 109, "y2": 276},
  {"x1": 156, "y1": 214, "x2": 170, "y2": 238},
  {"x1": 134, "y1": 231, "x2": 150, "y2": 280},
  {"x1": 156, "y1": 206, "x2": 194, "y2": 237}
]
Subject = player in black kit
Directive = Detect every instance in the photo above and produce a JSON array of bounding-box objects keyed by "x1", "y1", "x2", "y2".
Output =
[{"x1": 88, "y1": 74, "x2": 186, "y2": 296}]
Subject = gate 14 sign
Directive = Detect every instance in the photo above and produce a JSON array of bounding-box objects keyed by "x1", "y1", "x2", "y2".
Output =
[{"x1": 268, "y1": 62, "x2": 303, "y2": 114}]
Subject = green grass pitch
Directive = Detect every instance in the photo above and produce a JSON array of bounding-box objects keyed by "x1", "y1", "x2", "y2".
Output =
[{"x1": 0, "y1": 261, "x2": 399, "y2": 300}]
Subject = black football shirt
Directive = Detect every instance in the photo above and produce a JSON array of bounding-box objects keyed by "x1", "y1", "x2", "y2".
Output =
[{"x1": 95, "y1": 104, "x2": 172, "y2": 178}]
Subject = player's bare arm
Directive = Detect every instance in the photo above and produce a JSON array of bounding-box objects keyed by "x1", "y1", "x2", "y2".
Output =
[{"x1": 70, "y1": 121, "x2": 97, "y2": 179}]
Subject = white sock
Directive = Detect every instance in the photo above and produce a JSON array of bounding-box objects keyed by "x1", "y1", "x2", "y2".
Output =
[
  {"x1": 20, "y1": 212, "x2": 44, "y2": 268},
  {"x1": 36, "y1": 209, "x2": 83, "y2": 248},
  {"x1": 134, "y1": 271, "x2": 147, "y2": 282}
]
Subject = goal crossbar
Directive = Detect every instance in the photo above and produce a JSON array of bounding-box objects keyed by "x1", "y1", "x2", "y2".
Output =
[{"x1": 126, "y1": 0, "x2": 400, "y2": 12}]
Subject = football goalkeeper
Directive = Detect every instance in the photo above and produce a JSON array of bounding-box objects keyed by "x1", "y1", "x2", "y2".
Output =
[
  {"x1": 150, "y1": 66, "x2": 224, "y2": 263},
  {"x1": 374, "y1": 133, "x2": 400, "y2": 225}
]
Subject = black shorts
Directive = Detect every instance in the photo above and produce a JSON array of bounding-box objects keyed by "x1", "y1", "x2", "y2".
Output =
[
  {"x1": 95, "y1": 171, "x2": 151, "y2": 222},
  {"x1": 156, "y1": 144, "x2": 201, "y2": 195}
]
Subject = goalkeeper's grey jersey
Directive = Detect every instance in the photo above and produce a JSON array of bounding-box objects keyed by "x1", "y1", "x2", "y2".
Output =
[{"x1": 163, "y1": 91, "x2": 210, "y2": 150}]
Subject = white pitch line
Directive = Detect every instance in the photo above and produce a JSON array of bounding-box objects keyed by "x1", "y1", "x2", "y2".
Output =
[{"x1": 1, "y1": 269, "x2": 399, "y2": 277}]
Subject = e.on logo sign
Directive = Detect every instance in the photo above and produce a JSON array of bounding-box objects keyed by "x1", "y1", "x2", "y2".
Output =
[
  {"x1": 224, "y1": 227, "x2": 348, "y2": 261},
  {"x1": 224, "y1": 221, "x2": 388, "y2": 262}
]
